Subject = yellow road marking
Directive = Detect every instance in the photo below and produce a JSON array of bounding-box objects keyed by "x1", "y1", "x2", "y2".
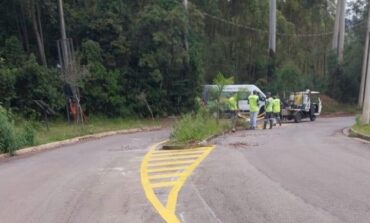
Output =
[
  {"x1": 147, "y1": 160, "x2": 194, "y2": 167},
  {"x1": 166, "y1": 147, "x2": 213, "y2": 214},
  {"x1": 152, "y1": 149, "x2": 204, "y2": 157},
  {"x1": 151, "y1": 148, "x2": 208, "y2": 155},
  {"x1": 141, "y1": 142, "x2": 214, "y2": 223},
  {"x1": 150, "y1": 151, "x2": 205, "y2": 158},
  {"x1": 148, "y1": 154, "x2": 201, "y2": 161},
  {"x1": 141, "y1": 141, "x2": 180, "y2": 223},
  {"x1": 147, "y1": 166, "x2": 188, "y2": 173},
  {"x1": 148, "y1": 172, "x2": 183, "y2": 180},
  {"x1": 151, "y1": 181, "x2": 177, "y2": 189}
]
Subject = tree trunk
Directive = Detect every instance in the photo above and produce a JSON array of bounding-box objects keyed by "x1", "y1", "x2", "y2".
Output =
[
  {"x1": 359, "y1": 9, "x2": 370, "y2": 108},
  {"x1": 36, "y1": 4, "x2": 44, "y2": 48},
  {"x1": 30, "y1": 1, "x2": 47, "y2": 66},
  {"x1": 19, "y1": 5, "x2": 30, "y2": 52}
]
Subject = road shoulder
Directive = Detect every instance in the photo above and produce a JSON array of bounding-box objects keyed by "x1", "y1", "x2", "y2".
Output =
[{"x1": 0, "y1": 126, "x2": 161, "y2": 160}]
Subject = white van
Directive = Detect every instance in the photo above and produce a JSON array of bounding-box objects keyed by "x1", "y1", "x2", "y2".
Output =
[{"x1": 203, "y1": 85, "x2": 266, "y2": 114}]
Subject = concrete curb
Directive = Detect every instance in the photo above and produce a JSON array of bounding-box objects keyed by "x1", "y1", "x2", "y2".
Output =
[
  {"x1": 0, "y1": 126, "x2": 162, "y2": 159},
  {"x1": 349, "y1": 127, "x2": 370, "y2": 141}
]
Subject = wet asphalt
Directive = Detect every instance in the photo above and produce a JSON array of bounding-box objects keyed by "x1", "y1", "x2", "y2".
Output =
[{"x1": 1, "y1": 117, "x2": 370, "y2": 223}]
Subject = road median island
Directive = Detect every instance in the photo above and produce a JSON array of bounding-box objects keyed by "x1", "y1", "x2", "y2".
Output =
[
  {"x1": 0, "y1": 126, "x2": 162, "y2": 159},
  {"x1": 164, "y1": 111, "x2": 230, "y2": 150}
]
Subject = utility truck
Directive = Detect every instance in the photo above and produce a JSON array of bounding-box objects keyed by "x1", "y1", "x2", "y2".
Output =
[{"x1": 281, "y1": 90, "x2": 322, "y2": 123}]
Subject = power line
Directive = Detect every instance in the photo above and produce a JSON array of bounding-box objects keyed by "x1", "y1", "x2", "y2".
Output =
[
  {"x1": 165, "y1": 0, "x2": 365, "y2": 39},
  {"x1": 198, "y1": 9, "x2": 333, "y2": 38},
  {"x1": 185, "y1": 2, "x2": 366, "y2": 38}
]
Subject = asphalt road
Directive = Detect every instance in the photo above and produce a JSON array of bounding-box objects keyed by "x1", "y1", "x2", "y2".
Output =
[
  {"x1": 1, "y1": 117, "x2": 369, "y2": 223},
  {"x1": 180, "y1": 116, "x2": 370, "y2": 223},
  {"x1": 0, "y1": 130, "x2": 170, "y2": 223}
]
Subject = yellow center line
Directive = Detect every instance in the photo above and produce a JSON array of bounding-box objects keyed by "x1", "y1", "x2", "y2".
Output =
[{"x1": 147, "y1": 160, "x2": 195, "y2": 167}]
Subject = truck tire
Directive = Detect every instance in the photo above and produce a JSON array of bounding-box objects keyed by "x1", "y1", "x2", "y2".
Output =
[
  {"x1": 310, "y1": 114, "x2": 316, "y2": 121},
  {"x1": 310, "y1": 105, "x2": 316, "y2": 121},
  {"x1": 294, "y1": 112, "x2": 302, "y2": 123}
]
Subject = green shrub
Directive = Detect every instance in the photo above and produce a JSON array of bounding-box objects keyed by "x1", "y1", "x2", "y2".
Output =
[
  {"x1": 273, "y1": 60, "x2": 304, "y2": 95},
  {"x1": 0, "y1": 107, "x2": 17, "y2": 154},
  {"x1": 17, "y1": 122, "x2": 36, "y2": 148},
  {"x1": 171, "y1": 112, "x2": 228, "y2": 143},
  {"x1": 355, "y1": 115, "x2": 361, "y2": 126},
  {"x1": 0, "y1": 106, "x2": 36, "y2": 154}
]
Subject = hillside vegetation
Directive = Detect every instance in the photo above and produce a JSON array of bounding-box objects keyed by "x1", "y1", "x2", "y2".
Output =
[{"x1": 0, "y1": 0, "x2": 367, "y2": 119}]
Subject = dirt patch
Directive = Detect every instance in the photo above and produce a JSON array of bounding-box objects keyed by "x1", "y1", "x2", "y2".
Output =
[
  {"x1": 320, "y1": 95, "x2": 358, "y2": 117},
  {"x1": 229, "y1": 142, "x2": 259, "y2": 149},
  {"x1": 320, "y1": 95, "x2": 339, "y2": 108},
  {"x1": 321, "y1": 112, "x2": 355, "y2": 118}
]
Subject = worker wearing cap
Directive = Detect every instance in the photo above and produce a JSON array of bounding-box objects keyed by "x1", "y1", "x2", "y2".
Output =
[
  {"x1": 248, "y1": 90, "x2": 259, "y2": 130},
  {"x1": 264, "y1": 92, "x2": 274, "y2": 129},
  {"x1": 228, "y1": 94, "x2": 238, "y2": 132},
  {"x1": 273, "y1": 95, "x2": 282, "y2": 126}
]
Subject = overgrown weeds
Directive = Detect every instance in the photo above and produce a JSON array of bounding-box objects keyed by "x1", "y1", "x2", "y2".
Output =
[
  {"x1": 352, "y1": 115, "x2": 370, "y2": 136},
  {"x1": 0, "y1": 106, "x2": 35, "y2": 154},
  {"x1": 171, "y1": 109, "x2": 229, "y2": 143}
]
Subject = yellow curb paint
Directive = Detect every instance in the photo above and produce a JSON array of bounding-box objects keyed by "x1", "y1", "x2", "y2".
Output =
[
  {"x1": 147, "y1": 160, "x2": 194, "y2": 167},
  {"x1": 148, "y1": 173, "x2": 183, "y2": 180},
  {"x1": 148, "y1": 154, "x2": 202, "y2": 162},
  {"x1": 141, "y1": 142, "x2": 215, "y2": 223},
  {"x1": 147, "y1": 166, "x2": 188, "y2": 173}
]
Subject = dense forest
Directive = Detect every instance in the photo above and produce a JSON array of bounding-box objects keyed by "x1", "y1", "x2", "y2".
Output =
[{"x1": 0, "y1": 0, "x2": 368, "y2": 119}]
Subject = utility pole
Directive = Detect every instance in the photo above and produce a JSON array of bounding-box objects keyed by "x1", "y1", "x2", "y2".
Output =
[
  {"x1": 361, "y1": 10, "x2": 370, "y2": 124},
  {"x1": 267, "y1": 0, "x2": 276, "y2": 82},
  {"x1": 332, "y1": 1, "x2": 340, "y2": 50},
  {"x1": 358, "y1": 9, "x2": 370, "y2": 108},
  {"x1": 57, "y1": 0, "x2": 83, "y2": 126},
  {"x1": 362, "y1": 54, "x2": 370, "y2": 124},
  {"x1": 269, "y1": 0, "x2": 276, "y2": 53},
  {"x1": 332, "y1": 0, "x2": 346, "y2": 62}
]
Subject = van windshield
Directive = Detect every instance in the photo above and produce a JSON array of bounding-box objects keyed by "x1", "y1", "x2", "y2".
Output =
[{"x1": 221, "y1": 91, "x2": 250, "y2": 100}]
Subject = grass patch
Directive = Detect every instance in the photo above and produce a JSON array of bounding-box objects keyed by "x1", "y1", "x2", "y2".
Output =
[
  {"x1": 352, "y1": 116, "x2": 370, "y2": 137},
  {"x1": 18, "y1": 117, "x2": 159, "y2": 147},
  {"x1": 0, "y1": 107, "x2": 36, "y2": 154},
  {"x1": 171, "y1": 112, "x2": 230, "y2": 143},
  {"x1": 352, "y1": 124, "x2": 370, "y2": 136}
]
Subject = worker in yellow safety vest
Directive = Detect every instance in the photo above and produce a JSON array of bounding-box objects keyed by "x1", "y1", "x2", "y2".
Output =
[
  {"x1": 228, "y1": 94, "x2": 238, "y2": 132},
  {"x1": 248, "y1": 90, "x2": 259, "y2": 130},
  {"x1": 273, "y1": 96, "x2": 282, "y2": 126},
  {"x1": 263, "y1": 92, "x2": 274, "y2": 129}
]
